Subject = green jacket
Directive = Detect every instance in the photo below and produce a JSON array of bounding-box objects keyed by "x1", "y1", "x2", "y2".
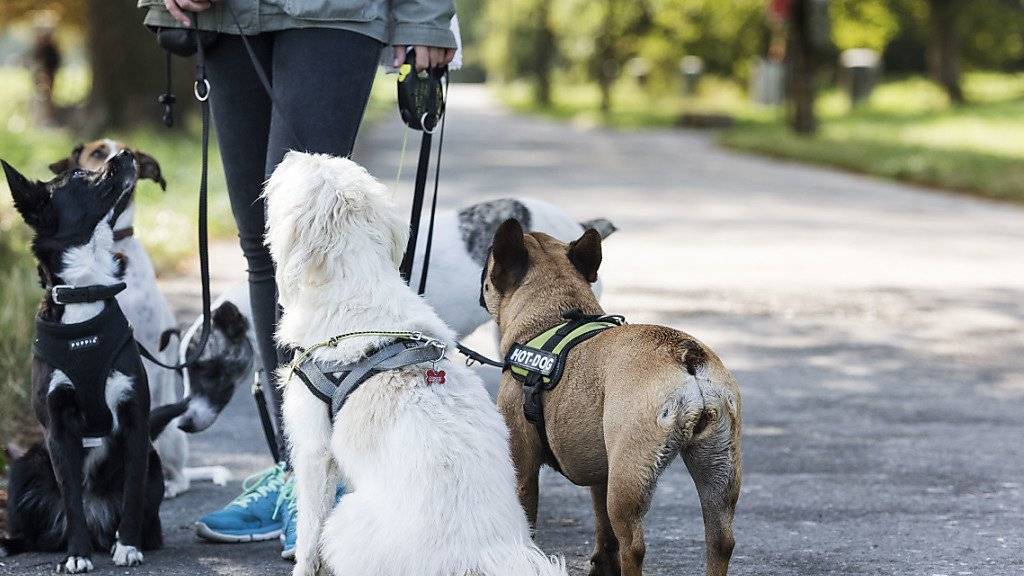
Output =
[{"x1": 138, "y1": 0, "x2": 456, "y2": 48}]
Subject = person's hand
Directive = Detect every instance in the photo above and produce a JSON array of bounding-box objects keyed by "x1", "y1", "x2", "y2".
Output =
[
  {"x1": 164, "y1": 0, "x2": 217, "y2": 27},
  {"x1": 392, "y1": 45, "x2": 456, "y2": 72}
]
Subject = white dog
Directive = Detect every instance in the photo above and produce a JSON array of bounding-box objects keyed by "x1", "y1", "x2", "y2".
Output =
[{"x1": 265, "y1": 151, "x2": 567, "y2": 576}]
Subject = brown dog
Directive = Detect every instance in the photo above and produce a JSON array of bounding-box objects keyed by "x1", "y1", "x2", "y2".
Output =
[
  {"x1": 482, "y1": 219, "x2": 742, "y2": 576},
  {"x1": 49, "y1": 139, "x2": 165, "y2": 189}
]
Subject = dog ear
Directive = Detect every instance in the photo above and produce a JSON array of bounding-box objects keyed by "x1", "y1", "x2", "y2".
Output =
[
  {"x1": 567, "y1": 228, "x2": 602, "y2": 283},
  {"x1": 213, "y1": 301, "x2": 249, "y2": 341},
  {"x1": 133, "y1": 150, "x2": 167, "y2": 191},
  {"x1": 48, "y1": 144, "x2": 83, "y2": 175},
  {"x1": 490, "y1": 218, "x2": 529, "y2": 293},
  {"x1": 2, "y1": 160, "x2": 49, "y2": 229}
]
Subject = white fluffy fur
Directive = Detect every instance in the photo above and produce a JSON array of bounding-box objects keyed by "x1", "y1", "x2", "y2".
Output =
[
  {"x1": 266, "y1": 152, "x2": 566, "y2": 576},
  {"x1": 110, "y1": 205, "x2": 188, "y2": 497}
]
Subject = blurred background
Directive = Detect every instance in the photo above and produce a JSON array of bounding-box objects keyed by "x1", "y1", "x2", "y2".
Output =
[{"x1": 1, "y1": 1, "x2": 1023, "y2": 567}]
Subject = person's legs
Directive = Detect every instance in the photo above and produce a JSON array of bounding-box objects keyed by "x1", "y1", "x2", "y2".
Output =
[
  {"x1": 265, "y1": 27, "x2": 382, "y2": 172},
  {"x1": 262, "y1": 27, "x2": 382, "y2": 560},
  {"x1": 195, "y1": 34, "x2": 289, "y2": 543}
]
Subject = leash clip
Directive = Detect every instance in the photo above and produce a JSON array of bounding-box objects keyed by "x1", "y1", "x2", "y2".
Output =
[{"x1": 194, "y1": 78, "x2": 211, "y2": 102}]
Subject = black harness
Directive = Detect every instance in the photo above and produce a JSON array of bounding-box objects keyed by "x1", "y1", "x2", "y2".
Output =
[
  {"x1": 504, "y1": 310, "x2": 625, "y2": 473},
  {"x1": 33, "y1": 283, "x2": 145, "y2": 441},
  {"x1": 291, "y1": 338, "x2": 447, "y2": 419}
]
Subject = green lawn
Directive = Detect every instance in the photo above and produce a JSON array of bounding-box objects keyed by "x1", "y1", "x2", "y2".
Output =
[{"x1": 502, "y1": 72, "x2": 1024, "y2": 203}]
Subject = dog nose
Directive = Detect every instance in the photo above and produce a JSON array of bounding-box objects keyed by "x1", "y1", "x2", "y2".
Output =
[{"x1": 178, "y1": 418, "x2": 196, "y2": 433}]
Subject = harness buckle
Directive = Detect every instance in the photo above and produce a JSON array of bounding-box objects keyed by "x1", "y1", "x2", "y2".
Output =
[{"x1": 51, "y1": 285, "x2": 73, "y2": 305}]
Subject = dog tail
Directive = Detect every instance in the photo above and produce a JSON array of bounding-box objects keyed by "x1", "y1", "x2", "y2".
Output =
[
  {"x1": 478, "y1": 542, "x2": 568, "y2": 576},
  {"x1": 149, "y1": 398, "x2": 189, "y2": 440},
  {"x1": 657, "y1": 339, "x2": 729, "y2": 443},
  {"x1": 0, "y1": 537, "x2": 28, "y2": 558},
  {"x1": 579, "y1": 217, "x2": 617, "y2": 239}
]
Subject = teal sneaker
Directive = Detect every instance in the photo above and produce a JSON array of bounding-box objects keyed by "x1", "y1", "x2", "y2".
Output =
[
  {"x1": 278, "y1": 481, "x2": 346, "y2": 561},
  {"x1": 277, "y1": 478, "x2": 297, "y2": 560},
  {"x1": 195, "y1": 463, "x2": 287, "y2": 543}
]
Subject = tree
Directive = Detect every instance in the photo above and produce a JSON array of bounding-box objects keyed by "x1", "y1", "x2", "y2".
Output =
[
  {"x1": 3, "y1": 0, "x2": 188, "y2": 131},
  {"x1": 788, "y1": 0, "x2": 819, "y2": 134},
  {"x1": 926, "y1": 0, "x2": 963, "y2": 104}
]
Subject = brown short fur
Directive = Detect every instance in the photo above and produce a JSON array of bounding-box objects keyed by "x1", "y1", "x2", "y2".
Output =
[
  {"x1": 49, "y1": 139, "x2": 165, "y2": 190},
  {"x1": 482, "y1": 220, "x2": 742, "y2": 576}
]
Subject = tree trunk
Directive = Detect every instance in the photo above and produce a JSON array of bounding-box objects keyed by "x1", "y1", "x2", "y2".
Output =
[
  {"x1": 531, "y1": 0, "x2": 555, "y2": 107},
  {"x1": 927, "y1": 0, "x2": 964, "y2": 104},
  {"x1": 83, "y1": 0, "x2": 188, "y2": 132},
  {"x1": 595, "y1": 0, "x2": 617, "y2": 114},
  {"x1": 787, "y1": 0, "x2": 817, "y2": 134}
]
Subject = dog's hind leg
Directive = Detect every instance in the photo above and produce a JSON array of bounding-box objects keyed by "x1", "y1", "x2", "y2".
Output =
[
  {"x1": 681, "y1": 416, "x2": 740, "y2": 576},
  {"x1": 45, "y1": 380, "x2": 94, "y2": 573},
  {"x1": 111, "y1": 373, "x2": 148, "y2": 567},
  {"x1": 587, "y1": 483, "x2": 620, "y2": 576},
  {"x1": 283, "y1": 385, "x2": 340, "y2": 576},
  {"x1": 605, "y1": 453, "x2": 659, "y2": 576}
]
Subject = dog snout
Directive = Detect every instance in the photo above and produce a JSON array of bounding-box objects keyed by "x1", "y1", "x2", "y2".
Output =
[{"x1": 177, "y1": 417, "x2": 197, "y2": 433}]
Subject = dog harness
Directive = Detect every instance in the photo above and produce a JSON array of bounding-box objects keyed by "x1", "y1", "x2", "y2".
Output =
[
  {"x1": 291, "y1": 334, "x2": 448, "y2": 419},
  {"x1": 33, "y1": 283, "x2": 145, "y2": 442},
  {"x1": 505, "y1": 310, "x2": 625, "y2": 473}
]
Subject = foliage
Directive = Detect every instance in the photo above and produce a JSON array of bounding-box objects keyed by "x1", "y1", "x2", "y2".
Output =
[
  {"x1": 831, "y1": 0, "x2": 900, "y2": 52},
  {"x1": 0, "y1": 0, "x2": 84, "y2": 28}
]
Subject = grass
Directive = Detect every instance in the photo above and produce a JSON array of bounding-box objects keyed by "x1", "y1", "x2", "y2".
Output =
[
  {"x1": 721, "y1": 73, "x2": 1024, "y2": 203},
  {"x1": 501, "y1": 72, "x2": 1024, "y2": 203}
]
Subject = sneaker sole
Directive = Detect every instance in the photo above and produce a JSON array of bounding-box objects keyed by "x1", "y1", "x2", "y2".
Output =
[
  {"x1": 195, "y1": 522, "x2": 282, "y2": 543},
  {"x1": 281, "y1": 546, "x2": 295, "y2": 561}
]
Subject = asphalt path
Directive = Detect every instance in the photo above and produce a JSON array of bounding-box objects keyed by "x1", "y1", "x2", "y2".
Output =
[{"x1": 4, "y1": 85, "x2": 1022, "y2": 575}]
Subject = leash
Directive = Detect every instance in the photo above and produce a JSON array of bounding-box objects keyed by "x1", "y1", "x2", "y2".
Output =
[
  {"x1": 393, "y1": 58, "x2": 503, "y2": 369},
  {"x1": 396, "y1": 50, "x2": 446, "y2": 289},
  {"x1": 251, "y1": 369, "x2": 282, "y2": 462},
  {"x1": 138, "y1": 12, "x2": 213, "y2": 371}
]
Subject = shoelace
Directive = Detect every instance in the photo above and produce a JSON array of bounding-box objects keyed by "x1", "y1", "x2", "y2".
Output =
[
  {"x1": 273, "y1": 479, "x2": 297, "y2": 521},
  {"x1": 232, "y1": 463, "x2": 286, "y2": 508}
]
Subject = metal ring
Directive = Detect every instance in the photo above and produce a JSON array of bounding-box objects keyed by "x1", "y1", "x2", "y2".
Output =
[
  {"x1": 421, "y1": 112, "x2": 437, "y2": 135},
  {"x1": 194, "y1": 79, "x2": 211, "y2": 102}
]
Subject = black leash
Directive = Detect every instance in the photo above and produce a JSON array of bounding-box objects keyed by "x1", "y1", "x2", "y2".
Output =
[
  {"x1": 394, "y1": 57, "x2": 504, "y2": 369},
  {"x1": 138, "y1": 14, "x2": 213, "y2": 371},
  {"x1": 251, "y1": 370, "x2": 282, "y2": 462}
]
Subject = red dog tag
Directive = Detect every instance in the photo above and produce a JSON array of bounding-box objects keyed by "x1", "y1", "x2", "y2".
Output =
[{"x1": 425, "y1": 369, "x2": 446, "y2": 385}]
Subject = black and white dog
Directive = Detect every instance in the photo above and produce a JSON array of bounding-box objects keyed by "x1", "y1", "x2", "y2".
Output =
[
  {"x1": 49, "y1": 140, "x2": 192, "y2": 498},
  {"x1": 171, "y1": 198, "x2": 615, "y2": 434},
  {"x1": 1, "y1": 154, "x2": 175, "y2": 573}
]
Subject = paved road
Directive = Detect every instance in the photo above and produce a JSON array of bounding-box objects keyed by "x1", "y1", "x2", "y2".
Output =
[{"x1": 5, "y1": 86, "x2": 1023, "y2": 575}]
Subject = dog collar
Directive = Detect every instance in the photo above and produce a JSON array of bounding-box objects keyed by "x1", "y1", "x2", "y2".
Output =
[
  {"x1": 112, "y1": 227, "x2": 134, "y2": 241},
  {"x1": 50, "y1": 282, "x2": 127, "y2": 305}
]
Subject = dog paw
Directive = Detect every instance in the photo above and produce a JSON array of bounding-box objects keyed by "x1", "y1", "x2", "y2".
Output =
[
  {"x1": 164, "y1": 478, "x2": 189, "y2": 498},
  {"x1": 57, "y1": 556, "x2": 93, "y2": 573},
  {"x1": 111, "y1": 542, "x2": 144, "y2": 566},
  {"x1": 210, "y1": 465, "x2": 232, "y2": 486},
  {"x1": 292, "y1": 561, "x2": 321, "y2": 576}
]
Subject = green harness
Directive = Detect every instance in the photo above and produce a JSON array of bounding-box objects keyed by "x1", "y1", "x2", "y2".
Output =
[{"x1": 504, "y1": 310, "x2": 625, "y2": 473}]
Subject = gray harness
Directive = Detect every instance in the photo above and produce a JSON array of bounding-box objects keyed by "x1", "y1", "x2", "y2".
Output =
[{"x1": 291, "y1": 338, "x2": 447, "y2": 418}]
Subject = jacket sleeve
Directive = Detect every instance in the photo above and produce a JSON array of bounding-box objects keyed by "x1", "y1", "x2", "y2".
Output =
[{"x1": 390, "y1": 0, "x2": 456, "y2": 48}]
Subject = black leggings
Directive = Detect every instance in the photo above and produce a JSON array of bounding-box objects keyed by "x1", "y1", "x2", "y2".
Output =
[{"x1": 205, "y1": 28, "x2": 382, "y2": 460}]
